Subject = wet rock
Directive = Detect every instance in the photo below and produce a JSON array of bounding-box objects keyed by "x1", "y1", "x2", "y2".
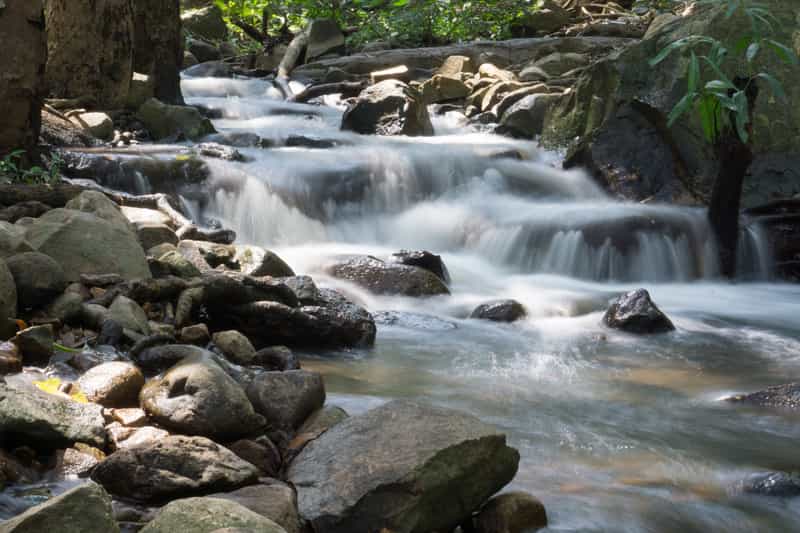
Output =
[
  {"x1": 91, "y1": 435, "x2": 259, "y2": 502},
  {"x1": 0, "y1": 482, "x2": 119, "y2": 533},
  {"x1": 342, "y1": 80, "x2": 433, "y2": 137},
  {"x1": 287, "y1": 400, "x2": 520, "y2": 533},
  {"x1": 725, "y1": 383, "x2": 800, "y2": 410},
  {"x1": 140, "y1": 352, "x2": 265, "y2": 440},
  {"x1": 280, "y1": 276, "x2": 321, "y2": 305},
  {"x1": 327, "y1": 255, "x2": 450, "y2": 297},
  {"x1": 78, "y1": 362, "x2": 145, "y2": 407},
  {"x1": 498, "y1": 93, "x2": 560, "y2": 138},
  {"x1": 470, "y1": 300, "x2": 527, "y2": 323},
  {"x1": 297, "y1": 406, "x2": 348, "y2": 439},
  {"x1": 0, "y1": 341, "x2": 22, "y2": 375},
  {"x1": 181, "y1": 5, "x2": 227, "y2": 41},
  {"x1": 177, "y1": 240, "x2": 294, "y2": 277},
  {"x1": 602, "y1": 289, "x2": 675, "y2": 334},
  {"x1": 134, "y1": 343, "x2": 206, "y2": 373},
  {"x1": 373, "y1": 310, "x2": 458, "y2": 331},
  {"x1": 197, "y1": 142, "x2": 246, "y2": 162},
  {"x1": 97, "y1": 319, "x2": 124, "y2": 347},
  {"x1": 252, "y1": 346, "x2": 299, "y2": 371},
  {"x1": 739, "y1": 471, "x2": 800, "y2": 498},
  {"x1": 227, "y1": 438, "x2": 281, "y2": 478},
  {"x1": 137, "y1": 98, "x2": 216, "y2": 141},
  {"x1": 212, "y1": 330, "x2": 256, "y2": 365},
  {"x1": 179, "y1": 323, "x2": 211, "y2": 346},
  {"x1": 389, "y1": 250, "x2": 450, "y2": 283},
  {"x1": 305, "y1": 19, "x2": 345, "y2": 62},
  {"x1": 109, "y1": 295, "x2": 151, "y2": 335},
  {"x1": 139, "y1": 497, "x2": 286, "y2": 533},
  {"x1": 0, "y1": 380, "x2": 106, "y2": 449},
  {"x1": 473, "y1": 491, "x2": 548, "y2": 533},
  {"x1": 246, "y1": 370, "x2": 325, "y2": 430},
  {"x1": 54, "y1": 444, "x2": 106, "y2": 478},
  {"x1": 24, "y1": 207, "x2": 150, "y2": 282},
  {"x1": 12, "y1": 325, "x2": 54, "y2": 366},
  {"x1": 5, "y1": 252, "x2": 66, "y2": 310},
  {"x1": 210, "y1": 482, "x2": 302, "y2": 533}
]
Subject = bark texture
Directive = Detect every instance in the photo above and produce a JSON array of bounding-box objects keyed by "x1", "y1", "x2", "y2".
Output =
[
  {"x1": 45, "y1": 0, "x2": 134, "y2": 109},
  {"x1": 132, "y1": 0, "x2": 184, "y2": 104},
  {"x1": 0, "y1": 1, "x2": 47, "y2": 160}
]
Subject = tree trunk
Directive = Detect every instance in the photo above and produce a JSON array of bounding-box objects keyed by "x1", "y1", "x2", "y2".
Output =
[
  {"x1": 708, "y1": 135, "x2": 752, "y2": 278},
  {"x1": 0, "y1": 1, "x2": 47, "y2": 162},
  {"x1": 44, "y1": 0, "x2": 134, "y2": 109},
  {"x1": 132, "y1": 0, "x2": 184, "y2": 105}
]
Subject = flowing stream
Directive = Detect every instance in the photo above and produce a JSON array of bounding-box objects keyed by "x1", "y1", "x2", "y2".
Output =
[{"x1": 14, "y1": 74, "x2": 797, "y2": 531}]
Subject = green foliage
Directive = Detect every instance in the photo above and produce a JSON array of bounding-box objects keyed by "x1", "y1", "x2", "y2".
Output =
[
  {"x1": 0, "y1": 150, "x2": 63, "y2": 186},
  {"x1": 215, "y1": 0, "x2": 538, "y2": 48},
  {"x1": 650, "y1": 0, "x2": 798, "y2": 144}
]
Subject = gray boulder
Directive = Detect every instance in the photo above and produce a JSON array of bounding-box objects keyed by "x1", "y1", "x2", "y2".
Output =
[
  {"x1": 78, "y1": 362, "x2": 145, "y2": 407},
  {"x1": 181, "y1": 5, "x2": 227, "y2": 41},
  {"x1": 187, "y1": 38, "x2": 222, "y2": 64},
  {"x1": 602, "y1": 289, "x2": 675, "y2": 334},
  {"x1": 137, "y1": 98, "x2": 216, "y2": 141},
  {"x1": 108, "y1": 295, "x2": 151, "y2": 335},
  {"x1": 65, "y1": 191, "x2": 132, "y2": 231},
  {"x1": 0, "y1": 380, "x2": 106, "y2": 448},
  {"x1": 287, "y1": 400, "x2": 520, "y2": 533},
  {"x1": 499, "y1": 93, "x2": 560, "y2": 138},
  {"x1": 305, "y1": 19, "x2": 345, "y2": 62},
  {"x1": 210, "y1": 482, "x2": 302, "y2": 533},
  {"x1": 0, "y1": 482, "x2": 119, "y2": 533},
  {"x1": 342, "y1": 80, "x2": 433, "y2": 137},
  {"x1": 246, "y1": 370, "x2": 325, "y2": 430},
  {"x1": 5, "y1": 252, "x2": 67, "y2": 310},
  {"x1": 0, "y1": 222, "x2": 33, "y2": 259},
  {"x1": 140, "y1": 353, "x2": 265, "y2": 439},
  {"x1": 91, "y1": 435, "x2": 260, "y2": 502},
  {"x1": 326, "y1": 255, "x2": 450, "y2": 297},
  {"x1": 24, "y1": 208, "x2": 150, "y2": 282},
  {"x1": 139, "y1": 497, "x2": 286, "y2": 533},
  {"x1": 0, "y1": 259, "x2": 17, "y2": 339}
]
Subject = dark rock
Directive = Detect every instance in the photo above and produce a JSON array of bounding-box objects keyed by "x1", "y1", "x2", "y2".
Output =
[
  {"x1": 108, "y1": 295, "x2": 151, "y2": 335},
  {"x1": 77, "y1": 362, "x2": 145, "y2": 407},
  {"x1": 12, "y1": 325, "x2": 54, "y2": 366},
  {"x1": 183, "y1": 59, "x2": 231, "y2": 77},
  {"x1": 4, "y1": 252, "x2": 66, "y2": 310},
  {"x1": 91, "y1": 435, "x2": 260, "y2": 502},
  {"x1": 138, "y1": 497, "x2": 285, "y2": 533},
  {"x1": 210, "y1": 482, "x2": 302, "y2": 533},
  {"x1": 97, "y1": 319, "x2": 124, "y2": 347},
  {"x1": 725, "y1": 383, "x2": 800, "y2": 411},
  {"x1": 140, "y1": 352, "x2": 265, "y2": 440},
  {"x1": 134, "y1": 343, "x2": 207, "y2": 373},
  {"x1": 179, "y1": 323, "x2": 211, "y2": 346},
  {"x1": 177, "y1": 240, "x2": 294, "y2": 277},
  {"x1": 326, "y1": 255, "x2": 450, "y2": 296},
  {"x1": 0, "y1": 202, "x2": 50, "y2": 223},
  {"x1": 389, "y1": 250, "x2": 450, "y2": 283},
  {"x1": 341, "y1": 80, "x2": 433, "y2": 137},
  {"x1": 181, "y1": 5, "x2": 228, "y2": 41},
  {"x1": 137, "y1": 98, "x2": 216, "y2": 141},
  {"x1": 602, "y1": 289, "x2": 675, "y2": 334},
  {"x1": 252, "y1": 346, "x2": 299, "y2": 371},
  {"x1": 246, "y1": 370, "x2": 325, "y2": 430},
  {"x1": 226, "y1": 438, "x2": 281, "y2": 478},
  {"x1": 287, "y1": 400, "x2": 520, "y2": 533},
  {"x1": 0, "y1": 482, "x2": 119, "y2": 533},
  {"x1": 0, "y1": 258, "x2": 17, "y2": 340},
  {"x1": 305, "y1": 19, "x2": 345, "y2": 62},
  {"x1": 498, "y1": 93, "x2": 561, "y2": 138},
  {"x1": 473, "y1": 491, "x2": 548, "y2": 533},
  {"x1": 470, "y1": 300, "x2": 527, "y2": 322},
  {"x1": 212, "y1": 330, "x2": 256, "y2": 365},
  {"x1": 0, "y1": 341, "x2": 22, "y2": 375},
  {"x1": 45, "y1": 292, "x2": 84, "y2": 323},
  {"x1": 197, "y1": 142, "x2": 246, "y2": 162},
  {"x1": 0, "y1": 380, "x2": 106, "y2": 449},
  {"x1": 739, "y1": 471, "x2": 800, "y2": 498}
]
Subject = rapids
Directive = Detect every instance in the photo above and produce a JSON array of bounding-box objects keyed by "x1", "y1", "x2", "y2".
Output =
[{"x1": 53, "y1": 73, "x2": 800, "y2": 531}]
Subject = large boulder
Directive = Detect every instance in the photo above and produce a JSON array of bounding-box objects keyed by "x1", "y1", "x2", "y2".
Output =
[
  {"x1": 305, "y1": 19, "x2": 345, "y2": 62},
  {"x1": 246, "y1": 370, "x2": 325, "y2": 430},
  {"x1": 181, "y1": 5, "x2": 228, "y2": 41},
  {"x1": 24, "y1": 208, "x2": 150, "y2": 282},
  {"x1": 137, "y1": 98, "x2": 216, "y2": 141},
  {"x1": 326, "y1": 255, "x2": 450, "y2": 297},
  {"x1": 5, "y1": 252, "x2": 66, "y2": 310},
  {"x1": 602, "y1": 289, "x2": 675, "y2": 334},
  {"x1": 0, "y1": 380, "x2": 106, "y2": 449},
  {"x1": 210, "y1": 482, "x2": 302, "y2": 533},
  {"x1": 341, "y1": 80, "x2": 433, "y2": 136},
  {"x1": 64, "y1": 190, "x2": 133, "y2": 231},
  {"x1": 0, "y1": 259, "x2": 17, "y2": 340},
  {"x1": 139, "y1": 353, "x2": 265, "y2": 440},
  {"x1": 139, "y1": 497, "x2": 286, "y2": 533},
  {"x1": 91, "y1": 435, "x2": 260, "y2": 502},
  {"x1": 0, "y1": 482, "x2": 119, "y2": 533},
  {"x1": 287, "y1": 400, "x2": 520, "y2": 533},
  {"x1": 546, "y1": 0, "x2": 800, "y2": 206}
]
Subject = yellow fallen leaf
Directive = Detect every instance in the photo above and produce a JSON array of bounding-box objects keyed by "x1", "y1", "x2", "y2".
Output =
[{"x1": 33, "y1": 377, "x2": 88, "y2": 403}]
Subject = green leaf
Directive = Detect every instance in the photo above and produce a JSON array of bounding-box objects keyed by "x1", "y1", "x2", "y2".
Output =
[
  {"x1": 650, "y1": 38, "x2": 690, "y2": 66},
  {"x1": 766, "y1": 39, "x2": 800, "y2": 65},
  {"x1": 687, "y1": 52, "x2": 700, "y2": 92},
  {"x1": 724, "y1": 0, "x2": 740, "y2": 19},
  {"x1": 745, "y1": 42, "x2": 760, "y2": 62},
  {"x1": 667, "y1": 92, "x2": 696, "y2": 127},
  {"x1": 756, "y1": 72, "x2": 787, "y2": 102}
]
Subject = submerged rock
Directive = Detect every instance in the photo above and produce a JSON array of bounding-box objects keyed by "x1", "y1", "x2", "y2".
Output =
[
  {"x1": 139, "y1": 497, "x2": 286, "y2": 533},
  {"x1": 140, "y1": 353, "x2": 265, "y2": 440},
  {"x1": 725, "y1": 383, "x2": 800, "y2": 411},
  {"x1": 326, "y1": 255, "x2": 450, "y2": 297},
  {"x1": 470, "y1": 300, "x2": 527, "y2": 322},
  {"x1": 287, "y1": 400, "x2": 519, "y2": 533},
  {"x1": 389, "y1": 250, "x2": 450, "y2": 283},
  {"x1": 738, "y1": 471, "x2": 800, "y2": 498},
  {"x1": 0, "y1": 482, "x2": 119, "y2": 533},
  {"x1": 602, "y1": 289, "x2": 675, "y2": 334},
  {"x1": 91, "y1": 435, "x2": 259, "y2": 502},
  {"x1": 341, "y1": 80, "x2": 433, "y2": 137}
]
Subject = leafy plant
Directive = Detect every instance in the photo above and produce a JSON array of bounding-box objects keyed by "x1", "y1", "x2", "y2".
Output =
[
  {"x1": 0, "y1": 150, "x2": 63, "y2": 185},
  {"x1": 649, "y1": 0, "x2": 798, "y2": 144}
]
